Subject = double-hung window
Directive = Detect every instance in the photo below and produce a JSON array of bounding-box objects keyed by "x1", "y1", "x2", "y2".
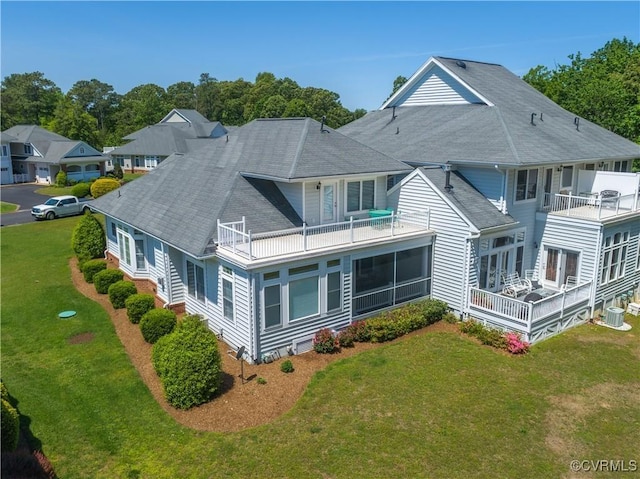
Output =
[
  {"x1": 515, "y1": 169, "x2": 538, "y2": 201},
  {"x1": 187, "y1": 260, "x2": 205, "y2": 303},
  {"x1": 346, "y1": 179, "x2": 375, "y2": 212},
  {"x1": 222, "y1": 266, "x2": 234, "y2": 321}
]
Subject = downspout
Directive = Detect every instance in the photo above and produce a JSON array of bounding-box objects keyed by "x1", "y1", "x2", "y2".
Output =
[
  {"x1": 499, "y1": 167, "x2": 508, "y2": 214},
  {"x1": 591, "y1": 225, "x2": 604, "y2": 318},
  {"x1": 250, "y1": 272, "x2": 259, "y2": 364}
]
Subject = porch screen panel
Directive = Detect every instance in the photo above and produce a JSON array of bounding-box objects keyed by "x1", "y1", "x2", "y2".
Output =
[
  {"x1": 396, "y1": 247, "x2": 424, "y2": 283},
  {"x1": 354, "y1": 253, "x2": 394, "y2": 294}
]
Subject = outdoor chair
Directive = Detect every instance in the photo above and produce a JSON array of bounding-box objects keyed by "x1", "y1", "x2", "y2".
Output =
[
  {"x1": 560, "y1": 275, "x2": 578, "y2": 292},
  {"x1": 501, "y1": 272, "x2": 533, "y2": 298},
  {"x1": 600, "y1": 190, "x2": 620, "y2": 208}
]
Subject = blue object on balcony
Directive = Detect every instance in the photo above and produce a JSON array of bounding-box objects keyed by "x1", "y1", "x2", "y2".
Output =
[{"x1": 368, "y1": 209, "x2": 393, "y2": 218}]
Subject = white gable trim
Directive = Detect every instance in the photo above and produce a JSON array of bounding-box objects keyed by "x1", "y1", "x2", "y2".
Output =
[
  {"x1": 160, "y1": 109, "x2": 190, "y2": 124},
  {"x1": 380, "y1": 57, "x2": 494, "y2": 109}
]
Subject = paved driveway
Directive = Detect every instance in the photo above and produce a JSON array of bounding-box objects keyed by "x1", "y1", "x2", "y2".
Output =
[{"x1": 0, "y1": 183, "x2": 51, "y2": 226}]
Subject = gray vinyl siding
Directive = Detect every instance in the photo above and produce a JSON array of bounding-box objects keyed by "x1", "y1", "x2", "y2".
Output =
[
  {"x1": 166, "y1": 247, "x2": 184, "y2": 304},
  {"x1": 277, "y1": 182, "x2": 303, "y2": 219},
  {"x1": 506, "y1": 168, "x2": 540, "y2": 271},
  {"x1": 394, "y1": 171, "x2": 471, "y2": 313},
  {"x1": 304, "y1": 181, "x2": 320, "y2": 225},
  {"x1": 396, "y1": 65, "x2": 482, "y2": 106},
  {"x1": 538, "y1": 215, "x2": 600, "y2": 287},
  {"x1": 456, "y1": 166, "x2": 505, "y2": 211},
  {"x1": 596, "y1": 218, "x2": 640, "y2": 308},
  {"x1": 153, "y1": 241, "x2": 168, "y2": 302}
]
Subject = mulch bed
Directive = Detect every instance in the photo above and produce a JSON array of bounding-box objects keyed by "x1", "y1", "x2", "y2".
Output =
[{"x1": 70, "y1": 257, "x2": 457, "y2": 432}]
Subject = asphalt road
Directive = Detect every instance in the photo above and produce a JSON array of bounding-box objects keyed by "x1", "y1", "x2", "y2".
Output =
[{"x1": 1, "y1": 183, "x2": 57, "y2": 226}]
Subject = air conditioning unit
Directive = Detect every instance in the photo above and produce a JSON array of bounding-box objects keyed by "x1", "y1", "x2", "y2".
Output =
[{"x1": 605, "y1": 307, "x2": 625, "y2": 327}]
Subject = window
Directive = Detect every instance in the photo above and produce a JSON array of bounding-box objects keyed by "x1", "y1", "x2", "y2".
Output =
[
  {"x1": 515, "y1": 169, "x2": 538, "y2": 201},
  {"x1": 326, "y1": 258, "x2": 342, "y2": 312},
  {"x1": 347, "y1": 179, "x2": 375, "y2": 212},
  {"x1": 264, "y1": 284, "x2": 281, "y2": 328},
  {"x1": 79, "y1": 147, "x2": 85, "y2": 154},
  {"x1": 613, "y1": 161, "x2": 629, "y2": 172},
  {"x1": 145, "y1": 156, "x2": 160, "y2": 168},
  {"x1": 584, "y1": 163, "x2": 595, "y2": 171},
  {"x1": 601, "y1": 231, "x2": 629, "y2": 284},
  {"x1": 135, "y1": 239, "x2": 145, "y2": 270},
  {"x1": 24, "y1": 144, "x2": 32, "y2": 155},
  {"x1": 561, "y1": 166, "x2": 574, "y2": 189},
  {"x1": 67, "y1": 165, "x2": 81, "y2": 173},
  {"x1": 223, "y1": 278, "x2": 234, "y2": 321},
  {"x1": 186, "y1": 261, "x2": 205, "y2": 302},
  {"x1": 288, "y1": 264, "x2": 319, "y2": 321},
  {"x1": 117, "y1": 227, "x2": 131, "y2": 266},
  {"x1": 111, "y1": 222, "x2": 118, "y2": 240},
  {"x1": 85, "y1": 164, "x2": 99, "y2": 171},
  {"x1": 1, "y1": 145, "x2": 7, "y2": 156}
]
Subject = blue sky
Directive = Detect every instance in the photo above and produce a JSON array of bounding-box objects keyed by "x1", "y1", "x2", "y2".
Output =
[{"x1": 1, "y1": 1, "x2": 638, "y2": 111}]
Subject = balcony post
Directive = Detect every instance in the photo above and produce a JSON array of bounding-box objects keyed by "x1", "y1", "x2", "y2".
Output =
[
  {"x1": 350, "y1": 216, "x2": 354, "y2": 243},
  {"x1": 248, "y1": 230, "x2": 253, "y2": 259},
  {"x1": 303, "y1": 223, "x2": 308, "y2": 251},
  {"x1": 391, "y1": 211, "x2": 395, "y2": 236}
]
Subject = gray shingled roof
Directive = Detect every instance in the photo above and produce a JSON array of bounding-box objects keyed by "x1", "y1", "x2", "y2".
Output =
[
  {"x1": 339, "y1": 57, "x2": 640, "y2": 166},
  {"x1": 90, "y1": 117, "x2": 409, "y2": 257},
  {"x1": 2, "y1": 125, "x2": 68, "y2": 156},
  {"x1": 1, "y1": 132, "x2": 18, "y2": 142},
  {"x1": 114, "y1": 125, "x2": 199, "y2": 156},
  {"x1": 420, "y1": 167, "x2": 517, "y2": 231}
]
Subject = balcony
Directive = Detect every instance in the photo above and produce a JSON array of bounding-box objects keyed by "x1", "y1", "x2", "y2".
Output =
[
  {"x1": 217, "y1": 210, "x2": 431, "y2": 263},
  {"x1": 542, "y1": 192, "x2": 639, "y2": 221},
  {"x1": 467, "y1": 281, "x2": 592, "y2": 343}
]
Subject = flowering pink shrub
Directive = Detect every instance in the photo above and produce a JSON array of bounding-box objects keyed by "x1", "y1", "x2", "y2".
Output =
[
  {"x1": 505, "y1": 332, "x2": 530, "y2": 354},
  {"x1": 313, "y1": 328, "x2": 340, "y2": 354}
]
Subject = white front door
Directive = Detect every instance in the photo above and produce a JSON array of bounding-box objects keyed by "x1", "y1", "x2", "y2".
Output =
[{"x1": 321, "y1": 183, "x2": 337, "y2": 224}]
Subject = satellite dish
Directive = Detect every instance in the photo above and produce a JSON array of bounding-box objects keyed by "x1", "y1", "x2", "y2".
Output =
[{"x1": 235, "y1": 345, "x2": 246, "y2": 360}]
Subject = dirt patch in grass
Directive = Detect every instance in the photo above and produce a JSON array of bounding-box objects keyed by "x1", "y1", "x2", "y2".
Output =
[
  {"x1": 70, "y1": 257, "x2": 457, "y2": 432},
  {"x1": 67, "y1": 332, "x2": 95, "y2": 344},
  {"x1": 544, "y1": 382, "x2": 640, "y2": 477}
]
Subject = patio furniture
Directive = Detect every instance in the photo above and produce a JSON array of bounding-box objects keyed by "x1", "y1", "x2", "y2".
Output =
[
  {"x1": 501, "y1": 272, "x2": 533, "y2": 298},
  {"x1": 600, "y1": 190, "x2": 620, "y2": 208},
  {"x1": 524, "y1": 269, "x2": 540, "y2": 289},
  {"x1": 523, "y1": 292, "x2": 543, "y2": 303},
  {"x1": 560, "y1": 275, "x2": 578, "y2": 292}
]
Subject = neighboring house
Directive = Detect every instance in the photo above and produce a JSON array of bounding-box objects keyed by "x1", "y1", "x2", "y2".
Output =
[
  {"x1": 0, "y1": 132, "x2": 17, "y2": 184},
  {"x1": 340, "y1": 56, "x2": 640, "y2": 342},
  {"x1": 1, "y1": 125, "x2": 109, "y2": 184},
  {"x1": 90, "y1": 117, "x2": 434, "y2": 363},
  {"x1": 107, "y1": 109, "x2": 228, "y2": 172}
]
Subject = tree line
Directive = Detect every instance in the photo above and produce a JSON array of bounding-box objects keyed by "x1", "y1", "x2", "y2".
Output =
[{"x1": 1, "y1": 37, "x2": 638, "y2": 161}]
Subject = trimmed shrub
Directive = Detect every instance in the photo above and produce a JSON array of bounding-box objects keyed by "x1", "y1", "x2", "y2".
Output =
[
  {"x1": 93, "y1": 268, "x2": 124, "y2": 294},
  {"x1": 90, "y1": 177, "x2": 120, "y2": 198},
  {"x1": 125, "y1": 293, "x2": 156, "y2": 324},
  {"x1": 337, "y1": 328, "x2": 355, "y2": 348},
  {"x1": 505, "y1": 332, "x2": 530, "y2": 354},
  {"x1": 443, "y1": 311, "x2": 459, "y2": 324},
  {"x1": 0, "y1": 381, "x2": 8, "y2": 401},
  {"x1": 82, "y1": 259, "x2": 107, "y2": 283},
  {"x1": 113, "y1": 163, "x2": 124, "y2": 179},
  {"x1": 1, "y1": 398, "x2": 19, "y2": 452},
  {"x1": 419, "y1": 298, "x2": 449, "y2": 325},
  {"x1": 70, "y1": 182, "x2": 91, "y2": 198},
  {"x1": 367, "y1": 316, "x2": 402, "y2": 343},
  {"x1": 71, "y1": 213, "x2": 106, "y2": 267},
  {"x1": 140, "y1": 308, "x2": 177, "y2": 343},
  {"x1": 280, "y1": 359, "x2": 294, "y2": 373},
  {"x1": 108, "y1": 280, "x2": 137, "y2": 309},
  {"x1": 313, "y1": 328, "x2": 339, "y2": 354},
  {"x1": 55, "y1": 170, "x2": 67, "y2": 187},
  {"x1": 349, "y1": 320, "x2": 371, "y2": 342},
  {"x1": 152, "y1": 315, "x2": 222, "y2": 409}
]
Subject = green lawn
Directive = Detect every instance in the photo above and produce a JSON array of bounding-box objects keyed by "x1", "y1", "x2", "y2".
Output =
[
  {"x1": 1, "y1": 219, "x2": 639, "y2": 478},
  {"x1": 0, "y1": 201, "x2": 18, "y2": 213}
]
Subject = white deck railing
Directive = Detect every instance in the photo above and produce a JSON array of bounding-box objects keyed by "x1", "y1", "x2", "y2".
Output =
[
  {"x1": 542, "y1": 192, "x2": 639, "y2": 220},
  {"x1": 468, "y1": 281, "x2": 592, "y2": 329},
  {"x1": 352, "y1": 277, "x2": 431, "y2": 316},
  {"x1": 217, "y1": 210, "x2": 430, "y2": 260}
]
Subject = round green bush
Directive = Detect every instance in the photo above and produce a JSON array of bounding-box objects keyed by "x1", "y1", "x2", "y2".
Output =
[
  {"x1": 71, "y1": 213, "x2": 106, "y2": 266},
  {"x1": 125, "y1": 293, "x2": 156, "y2": 324},
  {"x1": 280, "y1": 359, "x2": 294, "y2": 373},
  {"x1": 70, "y1": 182, "x2": 91, "y2": 198},
  {"x1": 82, "y1": 259, "x2": 107, "y2": 283},
  {"x1": 140, "y1": 308, "x2": 177, "y2": 343},
  {"x1": 90, "y1": 177, "x2": 121, "y2": 198},
  {"x1": 1, "y1": 398, "x2": 19, "y2": 452},
  {"x1": 108, "y1": 280, "x2": 138, "y2": 309},
  {"x1": 152, "y1": 315, "x2": 222, "y2": 409},
  {"x1": 93, "y1": 269, "x2": 124, "y2": 294}
]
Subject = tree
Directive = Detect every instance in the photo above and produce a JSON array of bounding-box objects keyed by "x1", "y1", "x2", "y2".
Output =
[
  {"x1": 167, "y1": 81, "x2": 196, "y2": 109},
  {"x1": 283, "y1": 98, "x2": 310, "y2": 118},
  {"x1": 523, "y1": 37, "x2": 640, "y2": 144},
  {"x1": 112, "y1": 84, "x2": 169, "y2": 140},
  {"x1": 261, "y1": 94, "x2": 287, "y2": 118},
  {"x1": 47, "y1": 96, "x2": 100, "y2": 146},
  {"x1": 0, "y1": 72, "x2": 61, "y2": 129},
  {"x1": 67, "y1": 79, "x2": 120, "y2": 132}
]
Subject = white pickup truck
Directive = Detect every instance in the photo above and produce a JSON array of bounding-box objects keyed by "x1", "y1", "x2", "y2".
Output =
[{"x1": 31, "y1": 195, "x2": 92, "y2": 220}]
